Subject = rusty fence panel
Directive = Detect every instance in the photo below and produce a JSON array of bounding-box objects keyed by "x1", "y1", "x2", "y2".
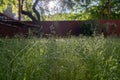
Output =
[{"x1": 0, "y1": 20, "x2": 120, "y2": 37}]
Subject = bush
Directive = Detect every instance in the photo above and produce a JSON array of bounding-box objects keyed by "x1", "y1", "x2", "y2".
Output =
[{"x1": 80, "y1": 20, "x2": 100, "y2": 36}]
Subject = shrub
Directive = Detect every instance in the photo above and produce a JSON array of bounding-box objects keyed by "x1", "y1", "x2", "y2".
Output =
[{"x1": 80, "y1": 20, "x2": 101, "y2": 36}]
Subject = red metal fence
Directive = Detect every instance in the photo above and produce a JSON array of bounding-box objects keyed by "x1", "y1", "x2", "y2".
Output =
[
  {"x1": 0, "y1": 13, "x2": 120, "y2": 37},
  {"x1": 0, "y1": 20, "x2": 120, "y2": 37},
  {"x1": 99, "y1": 20, "x2": 120, "y2": 36}
]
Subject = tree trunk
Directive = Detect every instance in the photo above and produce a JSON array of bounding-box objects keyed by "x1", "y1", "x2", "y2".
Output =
[
  {"x1": 21, "y1": 0, "x2": 40, "y2": 23},
  {"x1": 21, "y1": 0, "x2": 42, "y2": 37}
]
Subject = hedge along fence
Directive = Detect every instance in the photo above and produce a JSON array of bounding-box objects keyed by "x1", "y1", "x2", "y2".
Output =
[{"x1": 0, "y1": 20, "x2": 120, "y2": 37}]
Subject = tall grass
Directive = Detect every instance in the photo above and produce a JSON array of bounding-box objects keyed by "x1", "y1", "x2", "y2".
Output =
[{"x1": 0, "y1": 36, "x2": 120, "y2": 80}]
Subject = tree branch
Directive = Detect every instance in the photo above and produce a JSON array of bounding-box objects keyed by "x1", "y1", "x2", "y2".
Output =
[
  {"x1": 32, "y1": 0, "x2": 41, "y2": 23},
  {"x1": 21, "y1": 10, "x2": 37, "y2": 22},
  {"x1": 21, "y1": 0, "x2": 37, "y2": 22}
]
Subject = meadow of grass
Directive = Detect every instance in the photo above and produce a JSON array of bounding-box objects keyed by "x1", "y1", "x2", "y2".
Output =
[{"x1": 0, "y1": 36, "x2": 120, "y2": 80}]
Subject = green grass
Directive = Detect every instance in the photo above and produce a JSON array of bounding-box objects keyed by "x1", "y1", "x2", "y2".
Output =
[{"x1": 0, "y1": 36, "x2": 120, "y2": 80}]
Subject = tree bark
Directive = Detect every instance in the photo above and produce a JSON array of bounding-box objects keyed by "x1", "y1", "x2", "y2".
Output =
[
  {"x1": 21, "y1": 10, "x2": 37, "y2": 22},
  {"x1": 32, "y1": 0, "x2": 42, "y2": 37},
  {"x1": 21, "y1": 0, "x2": 40, "y2": 22},
  {"x1": 21, "y1": 0, "x2": 42, "y2": 37},
  {"x1": 32, "y1": 0, "x2": 41, "y2": 23}
]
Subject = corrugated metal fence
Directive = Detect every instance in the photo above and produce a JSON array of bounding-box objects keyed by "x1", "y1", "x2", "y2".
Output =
[{"x1": 0, "y1": 20, "x2": 120, "y2": 37}]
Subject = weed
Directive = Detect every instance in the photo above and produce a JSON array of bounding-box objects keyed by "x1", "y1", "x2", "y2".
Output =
[{"x1": 0, "y1": 36, "x2": 120, "y2": 80}]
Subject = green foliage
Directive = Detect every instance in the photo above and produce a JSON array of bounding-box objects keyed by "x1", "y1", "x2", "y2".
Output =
[
  {"x1": 79, "y1": 20, "x2": 100, "y2": 36},
  {"x1": 0, "y1": 0, "x2": 120, "y2": 20},
  {"x1": 0, "y1": 36, "x2": 120, "y2": 80},
  {"x1": 47, "y1": 0, "x2": 120, "y2": 20},
  {"x1": 44, "y1": 12, "x2": 91, "y2": 21},
  {"x1": 0, "y1": 0, "x2": 18, "y2": 15},
  {"x1": 44, "y1": 13, "x2": 71, "y2": 21}
]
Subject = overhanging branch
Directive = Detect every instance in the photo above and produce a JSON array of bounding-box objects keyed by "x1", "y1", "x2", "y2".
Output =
[
  {"x1": 21, "y1": 0, "x2": 37, "y2": 22},
  {"x1": 21, "y1": 10, "x2": 37, "y2": 22},
  {"x1": 32, "y1": 0, "x2": 40, "y2": 23}
]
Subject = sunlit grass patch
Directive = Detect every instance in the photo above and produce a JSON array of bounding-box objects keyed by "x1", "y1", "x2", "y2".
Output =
[{"x1": 0, "y1": 36, "x2": 120, "y2": 80}]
